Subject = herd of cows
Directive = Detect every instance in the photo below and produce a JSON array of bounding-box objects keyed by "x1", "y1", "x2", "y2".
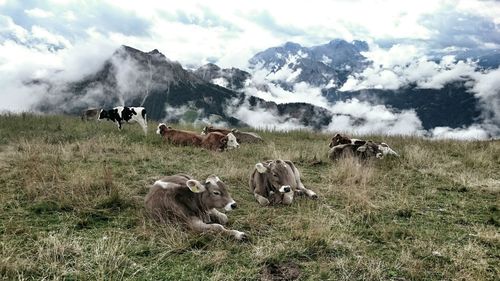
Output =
[{"x1": 83, "y1": 106, "x2": 400, "y2": 240}]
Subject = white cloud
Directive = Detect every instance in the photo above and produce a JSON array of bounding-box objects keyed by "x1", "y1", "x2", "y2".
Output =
[
  {"x1": 0, "y1": 15, "x2": 29, "y2": 43},
  {"x1": 340, "y1": 45, "x2": 481, "y2": 91},
  {"x1": 326, "y1": 99, "x2": 425, "y2": 136},
  {"x1": 229, "y1": 101, "x2": 309, "y2": 131},
  {"x1": 24, "y1": 8, "x2": 54, "y2": 18},
  {"x1": 31, "y1": 25, "x2": 72, "y2": 48},
  {"x1": 430, "y1": 125, "x2": 491, "y2": 140}
]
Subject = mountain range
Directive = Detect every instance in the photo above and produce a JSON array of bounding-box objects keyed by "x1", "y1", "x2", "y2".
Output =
[
  {"x1": 34, "y1": 45, "x2": 333, "y2": 129},
  {"x1": 33, "y1": 40, "x2": 499, "y2": 133}
]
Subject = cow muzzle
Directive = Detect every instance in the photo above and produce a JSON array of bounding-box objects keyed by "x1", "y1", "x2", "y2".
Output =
[
  {"x1": 279, "y1": 185, "x2": 292, "y2": 193},
  {"x1": 224, "y1": 200, "x2": 237, "y2": 211}
]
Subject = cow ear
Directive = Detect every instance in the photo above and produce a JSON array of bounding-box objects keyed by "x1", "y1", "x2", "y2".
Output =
[
  {"x1": 231, "y1": 128, "x2": 239, "y2": 133},
  {"x1": 186, "y1": 180, "x2": 206, "y2": 193},
  {"x1": 255, "y1": 163, "x2": 267, "y2": 173},
  {"x1": 220, "y1": 137, "x2": 227, "y2": 144}
]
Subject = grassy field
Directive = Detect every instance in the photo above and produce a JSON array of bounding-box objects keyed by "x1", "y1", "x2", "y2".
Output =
[{"x1": 0, "y1": 114, "x2": 498, "y2": 280}]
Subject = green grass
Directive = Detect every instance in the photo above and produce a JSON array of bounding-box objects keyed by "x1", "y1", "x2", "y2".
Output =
[{"x1": 0, "y1": 114, "x2": 499, "y2": 280}]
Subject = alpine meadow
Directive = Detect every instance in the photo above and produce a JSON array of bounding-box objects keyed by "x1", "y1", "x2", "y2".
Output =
[{"x1": 0, "y1": 114, "x2": 498, "y2": 280}]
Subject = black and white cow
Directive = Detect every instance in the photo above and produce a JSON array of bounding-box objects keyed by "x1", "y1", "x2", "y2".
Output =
[{"x1": 99, "y1": 106, "x2": 148, "y2": 134}]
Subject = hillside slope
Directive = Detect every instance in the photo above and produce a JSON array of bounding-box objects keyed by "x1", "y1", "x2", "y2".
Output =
[{"x1": 0, "y1": 114, "x2": 498, "y2": 280}]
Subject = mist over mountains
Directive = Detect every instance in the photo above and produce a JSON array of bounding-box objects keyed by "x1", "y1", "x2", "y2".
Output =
[{"x1": 28, "y1": 39, "x2": 500, "y2": 139}]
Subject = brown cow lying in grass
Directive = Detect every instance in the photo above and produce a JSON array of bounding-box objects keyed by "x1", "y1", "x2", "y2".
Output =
[
  {"x1": 157, "y1": 123, "x2": 239, "y2": 151},
  {"x1": 145, "y1": 174, "x2": 247, "y2": 240},
  {"x1": 249, "y1": 159, "x2": 317, "y2": 206},
  {"x1": 202, "y1": 125, "x2": 264, "y2": 143},
  {"x1": 328, "y1": 133, "x2": 399, "y2": 161}
]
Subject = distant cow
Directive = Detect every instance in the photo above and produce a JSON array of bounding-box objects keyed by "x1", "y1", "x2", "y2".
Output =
[
  {"x1": 329, "y1": 133, "x2": 366, "y2": 148},
  {"x1": 328, "y1": 141, "x2": 384, "y2": 161},
  {"x1": 98, "y1": 106, "x2": 148, "y2": 134},
  {"x1": 145, "y1": 174, "x2": 247, "y2": 240},
  {"x1": 328, "y1": 133, "x2": 399, "y2": 158},
  {"x1": 202, "y1": 126, "x2": 264, "y2": 143},
  {"x1": 233, "y1": 131, "x2": 264, "y2": 143},
  {"x1": 202, "y1": 125, "x2": 232, "y2": 135},
  {"x1": 81, "y1": 108, "x2": 100, "y2": 121},
  {"x1": 249, "y1": 159, "x2": 317, "y2": 206},
  {"x1": 201, "y1": 132, "x2": 240, "y2": 151},
  {"x1": 157, "y1": 124, "x2": 203, "y2": 147}
]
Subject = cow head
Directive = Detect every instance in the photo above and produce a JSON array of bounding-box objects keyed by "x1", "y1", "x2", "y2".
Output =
[
  {"x1": 186, "y1": 175, "x2": 237, "y2": 211},
  {"x1": 201, "y1": 126, "x2": 213, "y2": 135},
  {"x1": 378, "y1": 143, "x2": 399, "y2": 157},
  {"x1": 226, "y1": 133, "x2": 240, "y2": 149},
  {"x1": 357, "y1": 141, "x2": 383, "y2": 159},
  {"x1": 329, "y1": 133, "x2": 351, "y2": 148},
  {"x1": 156, "y1": 123, "x2": 168, "y2": 135},
  {"x1": 98, "y1": 109, "x2": 109, "y2": 120},
  {"x1": 255, "y1": 159, "x2": 296, "y2": 194}
]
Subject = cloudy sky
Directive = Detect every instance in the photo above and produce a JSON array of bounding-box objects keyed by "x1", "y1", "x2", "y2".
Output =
[
  {"x1": 0, "y1": 0, "x2": 499, "y2": 138},
  {"x1": 1, "y1": 0, "x2": 499, "y2": 68}
]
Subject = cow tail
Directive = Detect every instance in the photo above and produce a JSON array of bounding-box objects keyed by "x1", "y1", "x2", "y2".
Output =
[{"x1": 142, "y1": 109, "x2": 147, "y2": 120}]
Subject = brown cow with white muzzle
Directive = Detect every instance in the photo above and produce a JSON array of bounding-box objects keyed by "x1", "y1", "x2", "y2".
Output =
[
  {"x1": 145, "y1": 174, "x2": 247, "y2": 240},
  {"x1": 249, "y1": 159, "x2": 317, "y2": 206},
  {"x1": 201, "y1": 132, "x2": 240, "y2": 151}
]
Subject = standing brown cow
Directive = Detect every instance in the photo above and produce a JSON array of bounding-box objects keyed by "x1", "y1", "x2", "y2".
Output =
[{"x1": 145, "y1": 174, "x2": 247, "y2": 240}]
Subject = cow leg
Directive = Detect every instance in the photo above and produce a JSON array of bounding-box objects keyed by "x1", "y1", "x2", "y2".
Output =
[
  {"x1": 282, "y1": 191, "x2": 294, "y2": 205},
  {"x1": 137, "y1": 119, "x2": 148, "y2": 135},
  {"x1": 254, "y1": 193, "x2": 270, "y2": 206},
  {"x1": 208, "y1": 208, "x2": 228, "y2": 225},
  {"x1": 250, "y1": 173, "x2": 270, "y2": 206},
  {"x1": 188, "y1": 217, "x2": 247, "y2": 240},
  {"x1": 116, "y1": 121, "x2": 122, "y2": 130},
  {"x1": 285, "y1": 161, "x2": 318, "y2": 199}
]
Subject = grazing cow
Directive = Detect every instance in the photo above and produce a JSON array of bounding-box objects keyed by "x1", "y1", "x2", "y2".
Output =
[
  {"x1": 202, "y1": 126, "x2": 264, "y2": 143},
  {"x1": 145, "y1": 174, "x2": 247, "y2": 240},
  {"x1": 201, "y1": 132, "x2": 240, "y2": 151},
  {"x1": 328, "y1": 133, "x2": 399, "y2": 158},
  {"x1": 81, "y1": 108, "x2": 100, "y2": 121},
  {"x1": 156, "y1": 123, "x2": 203, "y2": 147},
  {"x1": 98, "y1": 106, "x2": 148, "y2": 134},
  {"x1": 249, "y1": 159, "x2": 317, "y2": 206}
]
